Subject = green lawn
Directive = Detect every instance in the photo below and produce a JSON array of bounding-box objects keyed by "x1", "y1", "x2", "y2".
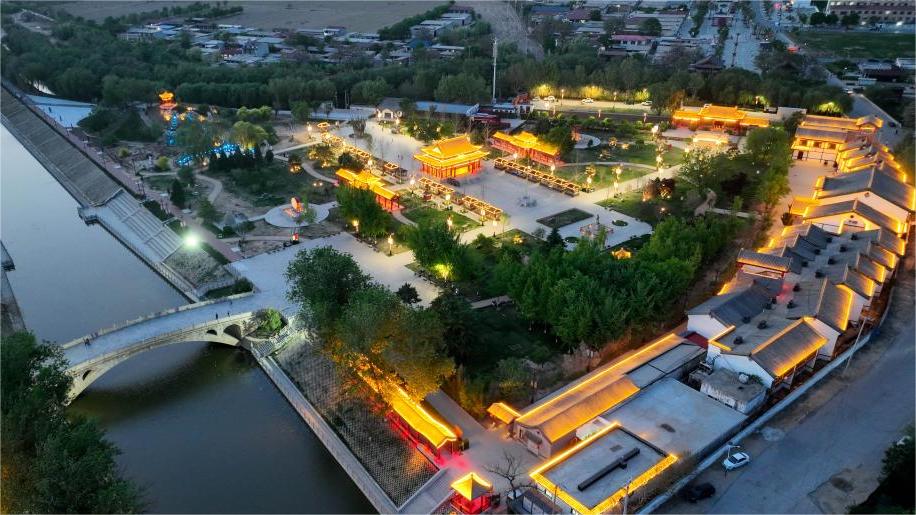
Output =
[
  {"x1": 402, "y1": 206, "x2": 478, "y2": 232},
  {"x1": 597, "y1": 189, "x2": 696, "y2": 225},
  {"x1": 792, "y1": 31, "x2": 915, "y2": 59},
  {"x1": 557, "y1": 164, "x2": 653, "y2": 187},
  {"x1": 577, "y1": 144, "x2": 685, "y2": 167},
  {"x1": 536, "y1": 208, "x2": 593, "y2": 229}
]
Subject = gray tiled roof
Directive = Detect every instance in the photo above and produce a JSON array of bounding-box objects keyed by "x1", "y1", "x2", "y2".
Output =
[
  {"x1": 858, "y1": 229, "x2": 907, "y2": 256},
  {"x1": 751, "y1": 320, "x2": 827, "y2": 378},
  {"x1": 737, "y1": 249, "x2": 792, "y2": 273},
  {"x1": 804, "y1": 200, "x2": 900, "y2": 234},
  {"x1": 687, "y1": 284, "x2": 771, "y2": 327},
  {"x1": 841, "y1": 267, "x2": 874, "y2": 299},
  {"x1": 854, "y1": 253, "x2": 886, "y2": 283},
  {"x1": 817, "y1": 169, "x2": 915, "y2": 213}
]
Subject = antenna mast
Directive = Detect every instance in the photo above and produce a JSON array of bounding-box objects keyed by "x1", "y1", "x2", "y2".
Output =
[{"x1": 491, "y1": 37, "x2": 498, "y2": 103}]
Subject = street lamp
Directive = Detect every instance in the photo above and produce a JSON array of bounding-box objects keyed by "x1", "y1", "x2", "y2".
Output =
[
  {"x1": 586, "y1": 176, "x2": 593, "y2": 191},
  {"x1": 492, "y1": 219, "x2": 498, "y2": 236},
  {"x1": 446, "y1": 216, "x2": 454, "y2": 230},
  {"x1": 183, "y1": 232, "x2": 200, "y2": 248},
  {"x1": 387, "y1": 234, "x2": 394, "y2": 256},
  {"x1": 352, "y1": 219, "x2": 359, "y2": 233},
  {"x1": 560, "y1": 88, "x2": 565, "y2": 105},
  {"x1": 550, "y1": 164, "x2": 556, "y2": 175},
  {"x1": 444, "y1": 193, "x2": 451, "y2": 204}
]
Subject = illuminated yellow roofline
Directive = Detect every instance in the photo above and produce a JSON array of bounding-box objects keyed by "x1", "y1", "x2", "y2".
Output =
[
  {"x1": 515, "y1": 336, "x2": 675, "y2": 425},
  {"x1": 529, "y1": 422, "x2": 678, "y2": 515},
  {"x1": 752, "y1": 318, "x2": 827, "y2": 377},
  {"x1": 451, "y1": 472, "x2": 493, "y2": 501}
]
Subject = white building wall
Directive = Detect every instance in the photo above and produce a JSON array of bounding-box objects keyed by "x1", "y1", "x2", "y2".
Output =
[
  {"x1": 807, "y1": 318, "x2": 841, "y2": 358},
  {"x1": 687, "y1": 314, "x2": 728, "y2": 340},
  {"x1": 815, "y1": 192, "x2": 909, "y2": 226},
  {"x1": 711, "y1": 354, "x2": 774, "y2": 388}
]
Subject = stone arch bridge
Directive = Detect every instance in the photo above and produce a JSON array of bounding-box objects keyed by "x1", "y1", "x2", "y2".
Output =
[{"x1": 61, "y1": 296, "x2": 275, "y2": 399}]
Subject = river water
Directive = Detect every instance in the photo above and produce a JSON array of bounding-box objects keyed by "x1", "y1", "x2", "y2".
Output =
[{"x1": 1, "y1": 126, "x2": 373, "y2": 513}]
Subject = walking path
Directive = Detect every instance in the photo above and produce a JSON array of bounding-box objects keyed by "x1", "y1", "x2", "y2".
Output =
[
  {"x1": 392, "y1": 210, "x2": 417, "y2": 227},
  {"x1": 469, "y1": 295, "x2": 511, "y2": 309},
  {"x1": 140, "y1": 171, "x2": 224, "y2": 203}
]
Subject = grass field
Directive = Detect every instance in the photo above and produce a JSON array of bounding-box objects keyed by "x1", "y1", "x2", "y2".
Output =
[
  {"x1": 557, "y1": 164, "x2": 652, "y2": 188},
  {"x1": 536, "y1": 208, "x2": 593, "y2": 229},
  {"x1": 792, "y1": 31, "x2": 915, "y2": 59},
  {"x1": 402, "y1": 206, "x2": 477, "y2": 232},
  {"x1": 59, "y1": 1, "x2": 442, "y2": 32}
]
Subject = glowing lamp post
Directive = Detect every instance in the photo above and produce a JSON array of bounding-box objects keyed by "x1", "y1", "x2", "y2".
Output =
[
  {"x1": 586, "y1": 176, "x2": 593, "y2": 191},
  {"x1": 492, "y1": 219, "x2": 498, "y2": 236},
  {"x1": 480, "y1": 209, "x2": 486, "y2": 225},
  {"x1": 656, "y1": 154, "x2": 664, "y2": 171},
  {"x1": 306, "y1": 124, "x2": 312, "y2": 140},
  {"x1": 183, "y1": 232, "x2": 200, "y2": 248},
  {"x1": 352, "y1": 219, "x2": 359, "y2": 234},
  {"x1": 446, "y1": 216, "x2": 454, "y2": 230},
  {"x1": 387, "y1": 234, "x2": 394, "y2": 256},
  {"x1": 550, "y1": 164, "x2": 556, "y2": 175},
  {"x1": 444, "y1": 193, "x2": 451, "y2": 205}
]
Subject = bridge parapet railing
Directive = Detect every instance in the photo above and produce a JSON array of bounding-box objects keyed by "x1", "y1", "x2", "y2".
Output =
[
  {"x1": 67, "y1": 311, "x2": 260, "y2": 371},
  {"x1": 60, "y1": 290, "x2": 257, "y2": 349}
]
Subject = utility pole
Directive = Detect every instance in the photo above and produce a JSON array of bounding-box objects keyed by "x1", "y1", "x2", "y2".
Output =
[
  {"x1": 622, "y1": 476, "x2": 633, "y2": 515},
  {"x1": 492, "y1": 37, "x2": 499, "y2": 104},
  {"x1": 843, "y1": 317, "x2": 869, "y2": 376}
]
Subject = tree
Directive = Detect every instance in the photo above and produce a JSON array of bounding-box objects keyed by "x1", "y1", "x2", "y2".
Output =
[
  {"x1": 196, "y1": 198, "x2": 220, "y2": 225},
  {"x1": 291, "y1": 101, "x2": 315, "y2": 123},
  {"x1": 545, "y1": 227, "x2": 565, "y2": 249},
  {"x1": 840, "y1": 12, "x2": 859, "y2": 27},
  {"x1": 177, "y1": 166, "x2": 195, "y2": 186},
  {"x1": 169, "y1": 179, "x2": 186, "y2": 208},
  {"x1": 396, "y1": 283, "x2": 421, "y2": 305},
  {"x1": 285, "y1": 246, "x2": 371, "y2": 330},
  {"x1": 677, "y1": 147, "x2": 719, "y2": 195},
  {"x1": 176, "y1": 122, "x2": 219, "y2": 158},
  {"x1": 486, "y1": 450, "x2": 530, "y2": 495},
  {"x1": 336, "y1": 186, "x2": 389, "y2": 238},
  {"x1": 1, "y1": 332, "x2": 142, "y2": 514},
  {"x1": 543, "y1": 125, "x2": 575, "y2": 155},
  {"x1": 808, "y1": 11, "x2": 827, "y2": 25},
  {"x1": 824, "y1": 13, "x2": 839, "y2": 24},
  {"x1": 744, "y1": 127, "x2": 791, "y2": 171},
  {"x1": 434, "y1": 73, "x2": 489, "y2": 103},
  {"x1": 430, "y1": 291, "x2": 480, "y2": 364},
  {"x1": 639, "y1": 17, "x2": 663, "y2": 36},
  {"x1": 401, "y1": 220, "x2": 473, "y2": 281},
  {"x1": 231, "y1": 121, "x2": 268, "y2": 150}
]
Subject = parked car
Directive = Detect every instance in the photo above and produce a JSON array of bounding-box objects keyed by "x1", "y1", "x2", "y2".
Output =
[
  {"x1": 581, "y1": 98, "x2": 595, "y2": 104},
  {"x1": 641, "y1": 100, "x2": 652, "y2": 106},
  {"x1": 680, "y1": 483, "x2": 716, "y2": 503},
  {"x1": 546, "y1": 95, "x2": 556, "y2": 102},
  {"x1": 722, "y1": 451, "x2": 750, "y2": 470}
]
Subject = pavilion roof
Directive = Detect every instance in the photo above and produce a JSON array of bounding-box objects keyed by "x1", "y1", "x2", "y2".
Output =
[
  {"x1": 451, "y1": 473, "x2": 492, "y2": 501},
  {"x1": 492, "y1": 131, "x2": 560, "y2": 156}
]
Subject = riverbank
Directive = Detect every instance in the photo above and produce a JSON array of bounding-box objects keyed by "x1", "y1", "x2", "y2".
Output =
[
  {"x1": 257, "y1": 352, "x2": 397, "y2": 514},
  {"x1": 0, "y1": 86, "x2": 231, "y2": 302}
]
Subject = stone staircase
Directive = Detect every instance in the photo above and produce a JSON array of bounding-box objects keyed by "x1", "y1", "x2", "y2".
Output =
[{"x1": 103, "y1": 191, "x2": 182, "y2": 261}]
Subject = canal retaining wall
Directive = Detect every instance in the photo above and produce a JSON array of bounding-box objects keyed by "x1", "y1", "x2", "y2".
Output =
[{"x1": 257, "y1": 354, "x2": 399, "y2": 514}]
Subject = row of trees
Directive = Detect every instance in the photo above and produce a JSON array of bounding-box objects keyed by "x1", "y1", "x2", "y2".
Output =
[
  {"x1": 492, "y1": 216, "x2": 743, "y2": 352},
  {"x1": 678, "y1": 127, "x2": 792, "y2": 213},
  {"x1": 1, "y1": 8, "x2": 852, "y2": 114},
  {"x1": 1, "y1": 332, "x2": 142, "y2": 513},
  {"x1": 285, "y1": 247, "x2": 454, "y2": 402}
]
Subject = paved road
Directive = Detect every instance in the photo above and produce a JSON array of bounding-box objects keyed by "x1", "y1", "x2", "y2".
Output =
[{"x1": 661, "y1": 263, "x2": 916, "y2": 514}]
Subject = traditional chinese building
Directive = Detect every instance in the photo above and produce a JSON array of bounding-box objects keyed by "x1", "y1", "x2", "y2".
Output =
[
  {"x1": 335, "y1": 168, "x2": 400, "y2": 211},
  {"x1": 158, "y1": 91, "x2": 177, "y2": 110},
  {"x1": 449, "y1": 473, "x2": 493, "y2": 514},
  {"x1": 791, "y1": 115, "x2": 902, "y2": 175},
  {"x1": 490, "y1": 131, "x2": 563, "y2": 166},
  {"x1": 413, "y1": 135, "x2": 488, "y2": 179},
  {"x1": 671, "y1": 105, "x2": 769, "y2": 133}
]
